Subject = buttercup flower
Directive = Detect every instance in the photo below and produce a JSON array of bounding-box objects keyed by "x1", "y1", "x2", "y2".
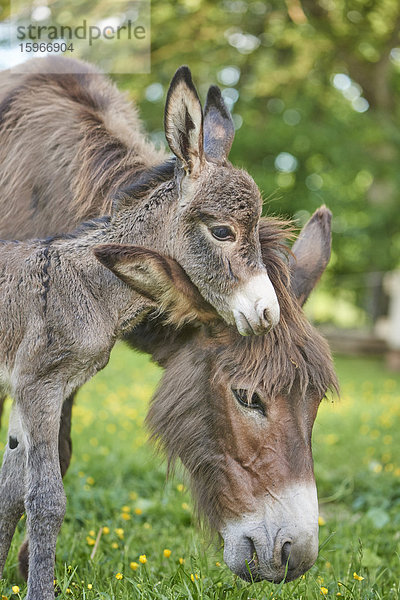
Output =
[
  {"x1": 353, "y1": 572, "x2": 364, "y2": 581},
  {"x1": 139, "y1": 554, "x2": 147, "y2": 564},
  {"x1": 115, "y1": 573, "x2": 123, "y2": 580},
  {"x1": 163, "y1": 549, "x2": 171, "y2": 558},
  {"x1": 130, "y1": 562, "x2": 139, "y2": 570}
]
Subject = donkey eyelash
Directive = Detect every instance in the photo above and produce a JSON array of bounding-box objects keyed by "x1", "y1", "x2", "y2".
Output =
[{"x1": 232, "y1": 388, "x2": 266, "y2": 417}]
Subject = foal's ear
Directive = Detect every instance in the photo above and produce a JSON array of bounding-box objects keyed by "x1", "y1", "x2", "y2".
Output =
[
  {"x1": 94, "y1": 244, "x2": 216, "y2": 327},
  {"x1": 164, "y1": 66, "x2": 204, "y2": 175},
  {"x1": 203, "y1": 85, "x2": 235, "y2": 164},
  {"x1": 289, "y1": 206, "x2": 332, "y2": 306}
]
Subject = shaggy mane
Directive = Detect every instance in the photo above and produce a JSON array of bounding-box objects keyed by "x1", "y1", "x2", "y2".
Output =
[{"x1": 213, "y1": 217, "x2": 338, "y2": 400}]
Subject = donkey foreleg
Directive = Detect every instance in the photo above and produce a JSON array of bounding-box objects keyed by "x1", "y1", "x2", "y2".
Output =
[
  {"x1": 18, "y1": 392, "x2": 75, "y2": 581},
  {"x1": 0, "y1": 416, "x2": 26, "y2": 577},
  {"x1": 17, "y1": 386, "x2": 66, "y2": 600}
]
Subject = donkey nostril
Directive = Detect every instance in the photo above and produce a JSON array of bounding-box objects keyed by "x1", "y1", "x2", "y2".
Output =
[
  {"x1": 262, "y1": 308, "x2": 271, "y2": 324},
  {"x1": 281, "y1": 541, "x2": 292, "y2": 568}
]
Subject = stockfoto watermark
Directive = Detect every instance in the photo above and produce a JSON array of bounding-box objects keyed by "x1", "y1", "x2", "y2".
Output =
[
  {"x1": 8, "y1": 0, "x2": 151, "y2": 74},
  {"x1": 17, "y1": 20, "x2": 147, "y2": 47}
]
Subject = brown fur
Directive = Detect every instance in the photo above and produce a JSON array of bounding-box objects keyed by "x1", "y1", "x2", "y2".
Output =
[{"x1": 0, "y1": 56, "x2": 166, "y2": 240}]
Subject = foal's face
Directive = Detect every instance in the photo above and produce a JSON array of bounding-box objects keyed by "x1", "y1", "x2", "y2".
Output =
[
  {"x1": 161, "y1": 66, "x2": 280, "y2": 336},
  {"x1": 213, "y1": 370, "x2": 321, "y2": 583},
  {"x1": 171, "y1": 163, "x2": 280, "y2": 336}
]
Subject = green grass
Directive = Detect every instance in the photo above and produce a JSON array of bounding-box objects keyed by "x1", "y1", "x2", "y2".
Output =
[{"x1": 1, "y1": 346, "x2": 400, "y2": 599}]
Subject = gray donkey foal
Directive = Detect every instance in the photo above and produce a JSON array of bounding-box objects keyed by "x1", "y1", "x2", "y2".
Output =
[
  {"x1": 0, "y1": 229, "x2": 216, "y2": 600},
  {"x1": 0, "y1": 58, "x2": 280, "y2": 336}
]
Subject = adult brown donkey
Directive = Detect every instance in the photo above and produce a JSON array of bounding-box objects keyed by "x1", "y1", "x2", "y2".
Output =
[{"x1": 0, "y1": 57, "x2": 337, "y2": 587}]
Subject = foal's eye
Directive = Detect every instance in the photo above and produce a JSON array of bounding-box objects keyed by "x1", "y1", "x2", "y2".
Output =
[
  {"x1": 210, "y1": 226, "x2": 236, "y2": 242},
  {"x1": 232, "y1": 389, "x2": 266, "y2": 417}
]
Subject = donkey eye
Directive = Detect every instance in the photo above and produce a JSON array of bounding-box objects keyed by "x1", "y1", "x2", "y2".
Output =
[
  {"x1": 232, "y1": 389, "x2": 266, "y2": 417},
  {"x1": 210, "y1": 226, "x2": 236, "y2": 242}
]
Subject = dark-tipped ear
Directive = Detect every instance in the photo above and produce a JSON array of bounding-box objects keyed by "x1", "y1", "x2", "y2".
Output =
[
  {"x1": 289, "y1": 206, "x2": 332, "y2": 306},
  {"x1": 164, "y1": 66, "x2": 204, "y2": 175},
  {"x1": 203, "y1": 85, "x2": 235, "y2": 163},
  {"x1": 94, "y1": 244, "x2": 217, "y2": 327}
]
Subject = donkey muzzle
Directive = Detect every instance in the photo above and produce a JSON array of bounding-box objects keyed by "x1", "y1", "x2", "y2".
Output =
[{"x1": 230, "y1": 273, "x2": 280, "y2": 336}]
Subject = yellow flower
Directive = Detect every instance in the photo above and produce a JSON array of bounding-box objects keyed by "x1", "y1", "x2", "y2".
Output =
[
  {"x1": 179, "y1": 557, "x2": 185, "y2": 564},
  {"x1": 66, "y1": 589, "x2": 72, "y2": 594},
  {"x1": 134, "y1": 507, "x2": 142, "y2": 515},
  {"x1": 11, "y1": 586, "x2": 20, "y2": 594},
  {"x1": 2, "y1": 596, "x2": 8, "y2": 600},
  {"x1": 89, "y1": 530, "x2": 95, "y2": 537},
  {"x1": 111, "y1": 542, "x2": 119, "y2": 549},
  {"x1": 86, "y1": 536, "x2": 95, "y2": 546},
  {"x1": 215, "y1": 561, "x2": 221, "y2": 567},
  {"x1": 87, "y1": 584, "x2": 93, "y2": 590},
  {"x1": 318, "y1": 516, "x2": 326, "y2": 526},
  {"x1": 190, "y1": 573, "x2": 199, "y2": 582},
  {"x1": 353, "y1": 572, "x2": 364, "y2": 581},
  {"x1": 181, "y1": 502, "x2": 189, "y2": 511},
  {"x1": 177, "y1": 483, "x2": 184, "y2": 492},
  {"x1": 320, "y1": 587, "x2": 328, "y2": 596},
  {"x1": 163, "y1": 549, "x2": 171, "y2": 558},
  {"x1": 103, "y1": 526, "x2": 110, "y2": 534},
  {"x1": 121, "y1": 512, "x2": 131, "y2": 520},
  {"x1": 86, "y1": 476, "x2": 95, "y2": 485},
  {"x1": 130, "y1": 561, "x2": 139, "y2": 570},
  {"x1": 115, "y1": 528, "x2": 124, "y2": 539},
  {"x1": 139, "y1": 554, "x2": 147, "y2": 564},
  {"x1": 122, "y1": 506, "x2": 130, "y2": 512},
  {"x1": 115, "y1": 573, "x2": 123, "y2": 580}
]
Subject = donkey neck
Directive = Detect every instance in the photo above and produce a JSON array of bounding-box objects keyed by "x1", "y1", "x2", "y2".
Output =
[{"x1": 109, "y1": 178, "x2": 179, "y2": 252}]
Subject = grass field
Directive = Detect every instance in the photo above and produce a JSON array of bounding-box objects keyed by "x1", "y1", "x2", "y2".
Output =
[{"x1": 0, "y1": 344, "x2": 399, "y2": 599}]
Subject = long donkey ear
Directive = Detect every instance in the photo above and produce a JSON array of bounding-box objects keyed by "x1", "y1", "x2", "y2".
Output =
[
  {"x1": 203, "y1": 85, "x2": 235, "y2": 163},
  {"x1": 164, "y1": 66, "x2": 204, "y2": 175},
  {"x1": 94, "y1": 244, "x2": 217, "y2": 327},
  {"x1": 289, "y1": 206, "x2": 332, "y2": 306}
]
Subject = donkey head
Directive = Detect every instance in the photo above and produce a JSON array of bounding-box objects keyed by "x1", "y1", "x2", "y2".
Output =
[
  {"x1": 100, "y1": 206, "x2": 337, "y2": 583},
  {"x1": 163, "y1": 67, "x2": 279, "y2": 336},
  {"x1": 113, "y1": 67, "x2": 280, "y2": 336}
]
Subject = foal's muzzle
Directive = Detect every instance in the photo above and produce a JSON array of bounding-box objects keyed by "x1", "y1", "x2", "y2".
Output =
[{"x1": 228, "y1": 272, "x2": 280, "y2": 336}]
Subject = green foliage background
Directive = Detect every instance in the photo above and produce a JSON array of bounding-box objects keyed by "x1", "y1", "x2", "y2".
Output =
[{"x1": 2, "y1": 0, "x2": 400, "y2": 321}]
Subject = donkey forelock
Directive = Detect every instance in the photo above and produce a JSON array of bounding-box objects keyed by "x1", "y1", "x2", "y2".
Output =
[{"x1": 146, "y1": 216, "x2": 338, "y2": 531}]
